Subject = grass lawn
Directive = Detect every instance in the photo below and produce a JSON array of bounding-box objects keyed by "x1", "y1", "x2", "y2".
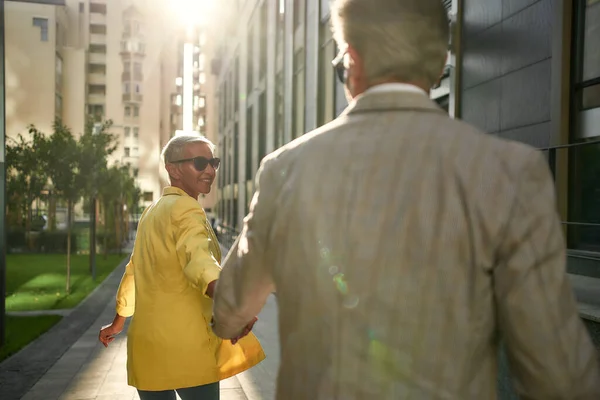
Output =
[
  {"x1": 5, "y1": 254, "x2": 126, "y2": 312},
  {"x1": 0, "y1": 315, "x2": 63, "y2": 362}
]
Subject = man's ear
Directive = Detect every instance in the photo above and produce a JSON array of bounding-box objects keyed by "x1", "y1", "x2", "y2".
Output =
[
  {"x1": 165, "y1": 163, "x2": 181, "y2": 181},
  {"x1": 347, "y1": 45, "x2": 362, "y2": 71}
]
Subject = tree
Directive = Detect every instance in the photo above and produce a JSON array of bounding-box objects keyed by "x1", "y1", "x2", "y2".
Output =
[
  {"x1": 96, "y1": 164, "x2": 141, "y2": 257},
  {"x1": 45, "y1": 120, "x2": 83, "y2": 293},
  {"x1": 78, "y1": 118, "x2": 117, "y2": 273},
  {"x1": 6, "y1": 129, "x2": 51, "y2": 247}
]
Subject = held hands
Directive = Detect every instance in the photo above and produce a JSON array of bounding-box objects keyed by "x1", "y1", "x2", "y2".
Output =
[
  {"x1": 230, "y1": 316, "x2": 258, "y2": 345},
  {"x1": 98, "y1": 314, "x2": 126, "y2": 348}
]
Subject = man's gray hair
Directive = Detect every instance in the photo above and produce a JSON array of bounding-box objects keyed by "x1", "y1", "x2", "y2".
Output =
[
  {"x1": 331, "y1": 0, "x2": 449, "y2": 88},
  {"x1": 161, "y1": 134, "x2": 216, "y2": 163}
]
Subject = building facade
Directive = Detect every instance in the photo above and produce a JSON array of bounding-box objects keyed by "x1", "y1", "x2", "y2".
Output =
[
  {"x1": 5, "y1": 0, "x2": 215, "y2": 210},
  {"x1": 209, "y1": 0, "x2": 454, "y2": 230},
  {"x1": 209, "y1": 0, "x2": 599, "y2": 279}
]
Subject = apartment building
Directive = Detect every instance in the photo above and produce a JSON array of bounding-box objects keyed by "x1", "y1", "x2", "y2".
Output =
[
  {"x1": 5, "y1": 0, "x2": 213, "y2": 208},
  {"x1": 208, "y1": 0, "x2": 599, "y2": 279}
]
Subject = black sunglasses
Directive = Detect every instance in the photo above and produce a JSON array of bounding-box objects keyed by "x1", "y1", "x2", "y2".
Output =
[
  {"x1": 332, "y1": 51, "x2": 347, "y2": 84},
  {"x1": 171, "y1": 156, "x2": 221, "y2": 171}
]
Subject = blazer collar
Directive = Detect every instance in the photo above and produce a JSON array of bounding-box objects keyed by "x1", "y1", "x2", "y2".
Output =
[
  {"x1": 341, "y1": 90, "x2": 446, "y2": 118},
  {"x1": 163, "y1": 186, "x2": 189, "y2": 197}
]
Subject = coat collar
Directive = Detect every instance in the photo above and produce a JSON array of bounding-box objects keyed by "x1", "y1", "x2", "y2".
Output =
[
  {"x1": 341, "y1": 90, "x2": 446, "y2": 118},
  {"x1": 162, "y1": 186, "x2": 191, "y2": 197}
]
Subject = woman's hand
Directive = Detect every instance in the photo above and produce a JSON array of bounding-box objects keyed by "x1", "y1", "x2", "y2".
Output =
[
  {"x1": 98, "y1": 314, "x2": 126, "y2": 347},
  {"x1": 231, "y1": 317, "x2": 258, "y2": 345}
]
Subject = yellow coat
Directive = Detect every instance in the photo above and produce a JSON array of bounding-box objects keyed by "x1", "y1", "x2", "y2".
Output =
[{"x1": 116, "y1": 186, "x2": 265, "y2": 391}]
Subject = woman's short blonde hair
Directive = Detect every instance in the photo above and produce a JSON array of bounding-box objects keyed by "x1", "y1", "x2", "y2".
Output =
[{"x1": 161, "y1": 134, "x2": 215, "y2": 164}]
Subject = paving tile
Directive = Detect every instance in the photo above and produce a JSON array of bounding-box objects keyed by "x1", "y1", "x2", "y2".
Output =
[{"x1": 220, "y1": 388, "x2": 249, "y2": 400}]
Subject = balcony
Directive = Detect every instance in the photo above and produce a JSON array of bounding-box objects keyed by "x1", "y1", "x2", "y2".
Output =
[
  {"x1": 88, "y1": 53, "x2": 106, "y2": 64},
  {"x1": 121, "y1": 71, "x2": 143, "y2": 82},
  {"x1": 90, "y1": 33, "x2": 106, "y2": 45},
  {"x1": 120, "y1": 40, "x2": 146, "y2": 57},
  {"x1": 88, "y1": 93, "x2": 106, "y2": 105},
  {"x1": 122, "y1": 93, "x2": 143, "y2": 102},
  {"x1": 87, "y1": 72, "x2": 105, "y2": 85},
  {"x1": 89, "y1": 13, "x2": 106, "y2": 25}
]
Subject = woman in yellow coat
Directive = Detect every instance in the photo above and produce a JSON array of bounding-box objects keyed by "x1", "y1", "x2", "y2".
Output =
[{"x1": 98, "y1": 134, "x2": 264, "y2": 400}]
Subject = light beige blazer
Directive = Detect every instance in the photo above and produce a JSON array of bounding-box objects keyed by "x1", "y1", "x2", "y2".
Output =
[{"x1": 213, "y1": 90, "x2": 600, "y2": 399}]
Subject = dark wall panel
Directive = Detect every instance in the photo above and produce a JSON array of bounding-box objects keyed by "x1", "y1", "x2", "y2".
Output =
[{"x1": 461, "y1": 0, "x2": 553, "y2": 147}]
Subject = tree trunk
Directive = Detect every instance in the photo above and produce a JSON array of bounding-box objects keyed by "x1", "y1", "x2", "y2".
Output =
[
  {"x1": 103, "y1": 200, "x2": 109, "y2": 260},
  {"x1": 119, "y1": 201, "x2": 126, "y2": 255},
  {"x1": 115, "y1": 202, "x2": 121, "y2": 253},
  {"x1": 66, "y1": 199, "x2": 72, "y2": 294},
  {"x1": 26, "y1": 196, "x2": 33, "y2": 250},
  {"x1": 48, "y1": 193, "x2": 57, "y2": 231}
]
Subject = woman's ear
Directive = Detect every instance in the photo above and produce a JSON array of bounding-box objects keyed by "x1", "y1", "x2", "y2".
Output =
[{"x1": 165, "y1": 163, "x2": 181, "y2": 180}]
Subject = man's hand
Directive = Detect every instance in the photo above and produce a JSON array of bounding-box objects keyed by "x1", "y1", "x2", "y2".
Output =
[
  {"x1": 98, "y1": 314, "x2": 126, "y2": 348},
  {"x1": 231, "y1": 317, "x2": 258, "y2": 345}
]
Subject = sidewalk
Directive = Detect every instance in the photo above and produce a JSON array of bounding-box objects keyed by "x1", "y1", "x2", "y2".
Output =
[
  {"x1": 2, "y1": 241, "x2": 278, "y2": 400},
  {"x1": 20, "y1": 292, "x2": 248, "y2": 400}
]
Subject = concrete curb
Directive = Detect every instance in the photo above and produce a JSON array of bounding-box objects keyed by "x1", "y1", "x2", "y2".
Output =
[{"x1": 0, "y1": 254, "x2": 130, "y2": 400}]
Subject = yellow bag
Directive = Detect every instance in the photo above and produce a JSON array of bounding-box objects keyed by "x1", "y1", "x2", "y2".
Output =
[{"x1": 216, "y1": 331, "x2": 266, "y2": 380}]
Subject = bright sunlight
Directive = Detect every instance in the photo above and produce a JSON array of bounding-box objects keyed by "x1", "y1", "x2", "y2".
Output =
[{"x1": 169, "y1": 0, "x2": 217, "y2": 27}]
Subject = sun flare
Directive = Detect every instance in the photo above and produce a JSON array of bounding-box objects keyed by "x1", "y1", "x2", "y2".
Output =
[{"x1": 169, "y1": 0, "x2": 216, "y2": 27}]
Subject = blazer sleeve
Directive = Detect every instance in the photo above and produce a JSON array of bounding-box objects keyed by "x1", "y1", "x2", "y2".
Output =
[
  {"x1": 116, "y1": 258, "x2": 136, "y2": 317},
  {"x1": 172, "y1": 196, "x2": 222, "y2": 297},
  {"x1": 212, "y1": 159, "x2": 277, "y2": 339},
  {"x1": 494, "y1": 149, "x2": 600, "y2": 399},
  {"x1": 115, "y1": 206, "x2": 152, "y2": 317}
]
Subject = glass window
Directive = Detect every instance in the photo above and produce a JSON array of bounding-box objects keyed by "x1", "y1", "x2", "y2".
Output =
[
  {"x1": 260, "y1": 2, "x2": 268, "y2": 78},
  {"x1": 317, "y1": 22, "x2": 335, "y2": 127},
  {"x1": 247, "y1": 24, "x2": 254, "y2": 94},
  {"x1": 293, "y1": 49, "x2": 305, "y2": 138},
  {"x1": 568, "y1": 0, "x2": 600, "y2": 252},
  {"x1": 258, "y1": 92, "x2": 267, "y2": 159},
  {"x1": 124, "y1": 147, "x2": 131, "y2": 157},
  {"x1": 246, "y1": 107, "x2": 253, "y2": 181},
  {"x1": 33, "y1": 18, "x2": 49, "y2": 42},
  {"x1": 124, "y1": 127, "x2": 131, "y2": 137},
  {"x1": 133, "y1": 106, "x2": 139, "y2": 117},
  {"x1": 575, "y1": 0, "x2": 600, "y2": 113},
  {"x1": 125, "y1": 106, "x2": 131, "y2": 116},
  {"x1": 582, "y1": 1, "x2": 600, "y2": 82},
  {"x1": 133, "y1": 127, "x2": 139, "y2": 138},
  {"x1": 294, "y1": 0, "x2": 305, "y2": 29},
  {"x1": 275, "y1": 71, "x2": 284, "y2": 148},
  {"x1": 134, "y1": 62, "x2": 142, "y2": 75}
]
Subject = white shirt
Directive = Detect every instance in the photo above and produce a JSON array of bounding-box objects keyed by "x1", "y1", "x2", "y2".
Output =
[{"x1": 364, "y1": 82, "x2": 427, "y2": 96}]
